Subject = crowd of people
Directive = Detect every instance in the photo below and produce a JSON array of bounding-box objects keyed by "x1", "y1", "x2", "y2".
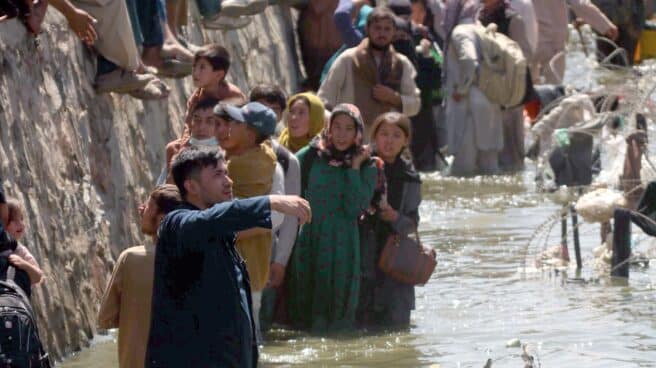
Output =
[{"x1": 1, "y1": 0, "x2": 655, "y2": 367}]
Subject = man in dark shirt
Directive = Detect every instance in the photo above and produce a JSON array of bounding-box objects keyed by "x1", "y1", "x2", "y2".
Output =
[{"x1": 145, "y1": 147, "x2": 310, "y2": 368}]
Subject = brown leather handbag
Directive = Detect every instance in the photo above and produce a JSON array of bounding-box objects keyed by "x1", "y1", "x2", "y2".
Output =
[{"x1": 378, "y1": 229, "x2": 436, "y2": 286}]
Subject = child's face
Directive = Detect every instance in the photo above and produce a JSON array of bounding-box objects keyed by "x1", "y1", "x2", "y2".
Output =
[
  {"x1": 216, "y1": 116, "x2": 232, "y2": 148},
  {"x1": 374, "y1": 122, "x2": 408, "y2": 162},
  {"x1": 190, "y1": 108, "x2": 218, "y2": 140},
  {"x1": 330, "y1": 114, "x2": 358, "y2": 152},
  {"x1": 6, "y1": 214, "x2": 25, "y2": 241},
  {"x1": 192, "y1": 58, "x2": 224, "y2": 88}
]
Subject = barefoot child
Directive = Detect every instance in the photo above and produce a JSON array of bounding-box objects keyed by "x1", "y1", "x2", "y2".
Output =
[{"x1": 182, "y1": 44, "x2": 247, "y2": 137}]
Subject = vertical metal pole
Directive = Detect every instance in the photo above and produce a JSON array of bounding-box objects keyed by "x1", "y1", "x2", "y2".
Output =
[
  {"x1": 561, "y1": 206, "x2": 568, "y2": 252},
  {"x1": 571, "y1": 204, "x2": 582, "y2": 269},
  {"x1": 611, "y1": 209, "x2": 631, "y2": 278}
]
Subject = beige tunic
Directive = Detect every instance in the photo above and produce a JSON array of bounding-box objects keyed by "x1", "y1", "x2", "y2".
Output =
[
  {"x1": 74, "y1": 0, "x2": 140, "y2": 71},
  {"x1": 317, "y1": 45, "x2": 421, "y2": 141},
  {"x1": 98, "y1": 242, "x2": 155, "y2": 368}
]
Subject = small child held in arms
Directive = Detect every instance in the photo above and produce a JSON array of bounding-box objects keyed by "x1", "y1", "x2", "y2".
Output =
[
  {"x1": 182, "y1": 44, "x2": 246, "y2": 138},
  {"x1": 3, "y1": 199, "x2": 44, "y2": 286}
]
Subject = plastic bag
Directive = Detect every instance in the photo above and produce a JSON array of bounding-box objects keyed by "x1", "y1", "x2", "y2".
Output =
[{"x1": 575, "y1": 188, "x2": 626, "y2": 223}]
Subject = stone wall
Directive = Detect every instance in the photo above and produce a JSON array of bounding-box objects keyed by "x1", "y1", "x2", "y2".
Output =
[{"x1": 0, "y1": 5, "x2": 300, "y2": 360}]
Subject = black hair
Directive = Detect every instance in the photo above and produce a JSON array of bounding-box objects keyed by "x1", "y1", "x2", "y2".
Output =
[
  {"x1": 192, "y1": 97, "x2": 220, "y2": 114},
  {"x1": 194, "y1": 44, "x2": 231, "y2": 72},
  {"x1": 367, "y1": 6, "x2": 398, "y2": 28},
  {"x1": 149, "y1": 185, "x2": 183, "y2": 215},
  {"x1": 249, "y1": 84, "x2": 288, "y2": 112},
  {"x1": 171, "y1": 147, "x2": 226, "y2": 198}
]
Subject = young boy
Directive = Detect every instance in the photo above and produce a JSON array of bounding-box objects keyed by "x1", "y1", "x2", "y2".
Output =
[
  {"x1": 215, "y1": 102, "x2": 285, "y2": 339},
  {"x1": 248, "y1": 86, "x2": 302, "y2": 332},
  {"x1": 249, "y1": 84, "x2": 287, "y2": 122},
  {"x1": 184, "y1": 44, "x2": 247, "y2": 133},
  {"x1": 165, "y1": 97, "x2": 220, "y2": 174}
]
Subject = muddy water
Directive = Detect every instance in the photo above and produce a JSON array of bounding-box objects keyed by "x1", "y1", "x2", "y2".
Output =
[
  {"x1": 60, "y1": 37, "x2": 656, "y2": 367},
  {"x1": 60, "y1": 169, "x2": 656, "y2": 367}
]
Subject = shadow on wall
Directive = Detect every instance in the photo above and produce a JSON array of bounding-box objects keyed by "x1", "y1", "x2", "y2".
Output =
[{"x1": 0, "y1": 4, "x2": 300, "y2": 360}]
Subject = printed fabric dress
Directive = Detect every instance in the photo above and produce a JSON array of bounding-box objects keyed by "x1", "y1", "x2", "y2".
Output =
[{"x1": 286, "y1": 146, "x2": 378, "y2": 332}]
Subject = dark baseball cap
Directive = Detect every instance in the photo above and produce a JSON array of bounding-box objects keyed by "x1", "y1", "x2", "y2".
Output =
[{"x1": 222, "y1": 102, "x2": 277, "y2": 137}]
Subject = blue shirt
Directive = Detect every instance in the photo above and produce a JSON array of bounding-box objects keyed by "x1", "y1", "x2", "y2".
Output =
[{"x1": 146, "y1": 197, "x2": 272, "y2": 368}]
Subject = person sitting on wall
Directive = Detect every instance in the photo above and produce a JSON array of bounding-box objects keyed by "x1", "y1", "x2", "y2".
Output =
[
  {"x1": 180, "y1": 44, "x2": 247, "y2": 140},
  {"x1": 49, "y1": 0, "x2": 168, "y2": 98}
]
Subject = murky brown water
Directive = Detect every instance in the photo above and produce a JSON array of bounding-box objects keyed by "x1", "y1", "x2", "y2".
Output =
[
  {"x1": 59, "y1": 34, "x2": 656, "y2": 367},
  {"x1": 59, "y1": 169, "x2": 656, "y2": 367}
]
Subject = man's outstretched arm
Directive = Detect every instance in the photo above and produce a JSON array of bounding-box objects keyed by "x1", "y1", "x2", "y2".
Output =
[{"x1": 175, "y1": 195, "x2": 311, "y2": 239}]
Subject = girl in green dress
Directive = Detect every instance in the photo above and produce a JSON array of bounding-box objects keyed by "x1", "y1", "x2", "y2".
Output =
[{"x1": 286, "y1": 104, "x2": 379, "y2": 332}]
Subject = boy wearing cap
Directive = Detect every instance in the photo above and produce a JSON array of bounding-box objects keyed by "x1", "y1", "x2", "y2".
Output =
[{"x1": 217, "y1": 102, "x2": 285, "y2": 338}]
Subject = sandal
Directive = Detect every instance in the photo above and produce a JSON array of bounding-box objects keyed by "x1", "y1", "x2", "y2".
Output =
[
  {"x1": 157, "y1": 58, "x2": 192, "y2": 78},
  {"x1": 129, "y1": 79, "x2": 170, "y2": 100}
]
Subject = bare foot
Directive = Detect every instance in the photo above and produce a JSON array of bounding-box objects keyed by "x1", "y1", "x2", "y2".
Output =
[{"x1": 161, "y1": 42, "x2": 194, "y2": 62}]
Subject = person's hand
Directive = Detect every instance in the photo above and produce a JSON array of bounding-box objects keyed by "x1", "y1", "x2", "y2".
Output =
[
  {"x1": 573, "y1": 17, "x2": 585, "y2": 29},
  {"x1": 8, "y1": 254, "x2": 28, "y2": 270},
  {"x1": 269, "y1": 195, "x2": 312, "y2": 225},
  {"x1": 66, "y1": 8, "x2": 97, "y2": 45},
  {"x1": 372, "y1": 84, "x2": 400, "y2": 105},
  {"x1": 605, "y1": 24, "x2": 619, "y2": 41},
  {"x1": 378, "y1": 205, "x2": 399, "y2": 223},
  {"x1": 268, "y1": 262, "x2": 286, "y2": 288},
  {"x1": 419, "y1": 38, "x2": 432, "y2": 57},
  {"x1": 351, "y1": 145, "x2": 371, "y2": 169},
  {"x1": 185, "y1": 88, "x2": 204, "y2": 127}
]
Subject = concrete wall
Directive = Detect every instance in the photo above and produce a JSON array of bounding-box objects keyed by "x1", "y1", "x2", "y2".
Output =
[{"x1": 0, "y1": 5, "x2": 300, "y2": 359}]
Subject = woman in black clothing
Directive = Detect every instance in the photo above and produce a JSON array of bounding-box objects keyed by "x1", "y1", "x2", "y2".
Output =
[{"x1": 358, "y1": 112, "x2": 422, "y2": 328}]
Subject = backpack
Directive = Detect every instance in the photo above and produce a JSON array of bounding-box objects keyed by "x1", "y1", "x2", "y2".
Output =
[
  {"x1": 0, "y1": 259, "x2": 50, "y2": 368},
  {"x1": 453, "y1": 23, "x2": 528, "y2": 108}
]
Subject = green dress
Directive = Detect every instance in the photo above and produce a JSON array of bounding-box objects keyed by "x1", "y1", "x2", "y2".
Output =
[{"x1": 286, "y1": 146, "x2": 378, "y2": 332}]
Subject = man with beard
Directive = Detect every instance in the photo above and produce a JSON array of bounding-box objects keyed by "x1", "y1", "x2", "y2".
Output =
[
  {"x1": 318, "y1": 6, "x2": 421, "y2": 141},
  {"x1": 145, "y1": 147, "x2": 311, "y2": 368},
  {"x1": 98, "y1": 184, "x2": 183, "y2": 368}
]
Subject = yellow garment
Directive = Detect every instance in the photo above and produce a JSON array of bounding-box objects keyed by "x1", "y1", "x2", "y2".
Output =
[
  {"x1": 279, "y1": 92, "x2": 326, "y2": 153},
  {"x1": 228, "y1": 142, "x2": 277, "y2": 291}
]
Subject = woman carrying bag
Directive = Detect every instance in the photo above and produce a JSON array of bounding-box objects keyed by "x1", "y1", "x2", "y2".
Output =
[{"x1": 358, "y1": 112, "x2": 427, "y2": 328}]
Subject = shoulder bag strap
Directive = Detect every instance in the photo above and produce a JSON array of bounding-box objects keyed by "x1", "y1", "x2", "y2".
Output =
[{"x1": 397, "y1": 182, "x2": 421, "y2": 243}]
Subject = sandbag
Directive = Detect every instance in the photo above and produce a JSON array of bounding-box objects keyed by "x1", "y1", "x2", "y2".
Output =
[{"x1": 575, "y1": 188, "x2": 627, "y2": 223}]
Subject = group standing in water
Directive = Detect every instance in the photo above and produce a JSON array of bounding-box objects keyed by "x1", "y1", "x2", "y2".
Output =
[{"x1": 4, "y1": 0, "x2": 653, "y2": 366}]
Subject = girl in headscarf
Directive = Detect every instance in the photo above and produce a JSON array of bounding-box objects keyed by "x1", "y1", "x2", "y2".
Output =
[
  {"x1": 278, "y1": 92, "x2": 326, "y2": 153},
  {"x1": 286, "y1": 104, "x2": 379, "y2": 332},
  {"x1": 358, "y1": 112, "x2": 422, "y2": 328}
]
